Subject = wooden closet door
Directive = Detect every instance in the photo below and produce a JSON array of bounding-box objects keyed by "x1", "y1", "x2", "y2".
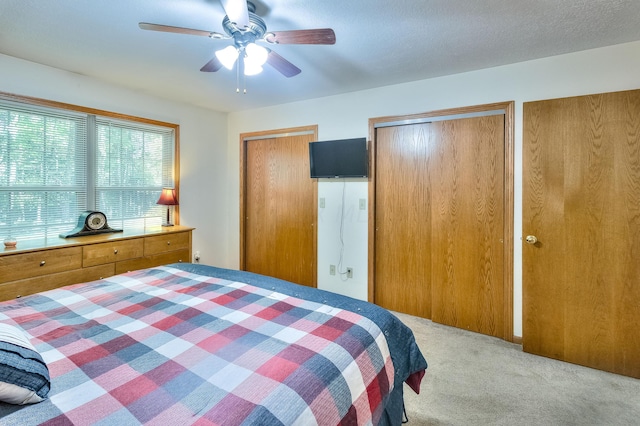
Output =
[
  {"x1": 523, "y1": 90, "x2": 640, "y2": 378},
  {"x1": 374, "y1": 113, "x2": 506, "y2": 338},
  {"x1": 430, "y1": 115, "x2": 505, "y2": 337},
  {"x1": 244, "y1": 133, "x2": 317, "y2": 287},
  {"x1": 374, "y1": 123, "x2": 432, "y2": 318}
]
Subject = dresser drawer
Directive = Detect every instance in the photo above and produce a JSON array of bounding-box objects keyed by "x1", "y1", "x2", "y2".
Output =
[
  {"x1": 83, "y1": 239, "x2": 144, "y2": 267},
  {"x1": 0, "y1": 247, "x2": 83, "y2": 283},
  {"x1": 0, "y1": 264, "x2": 115, "y2": 301},
  {"x1": 144, "y1": 232, "x2": 190, "y2": 255},
  {"x1": 115, "y1": 249, "x2": 190, "y2": 274}
]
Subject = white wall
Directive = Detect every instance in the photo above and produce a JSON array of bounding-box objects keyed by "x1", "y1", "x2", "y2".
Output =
[
  {"x1": 228, "y1": 40, "x2": 640, "y2": 337},
  {"x1": 0, "y1": 53, "x2": 230, "y2": 268},
  {"x1": 317, "y1": 178, "x2": 368, "y2": 300}
]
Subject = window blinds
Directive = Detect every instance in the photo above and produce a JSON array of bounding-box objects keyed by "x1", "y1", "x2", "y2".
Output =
[
  {"x1": 0, "y1": 98, "x2": 175, "y2": 241},
  {"x1": 0, "y1": 101, "x2": 87, "y2": 240},
  {"x1": 95, "y1": 118, "x2": 175, "y2": 230}
]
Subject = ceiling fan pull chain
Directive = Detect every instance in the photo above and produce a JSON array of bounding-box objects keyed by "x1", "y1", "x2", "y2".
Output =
[
  {"x1": 236, "y1": 60, "x2": 240, "y2": 93},
  {"x1": 243, "y1": 67, "x2": 247, "y2": 94},
  {"x1": 241, "y1": 54, "x2": 247, "y2": 94}
]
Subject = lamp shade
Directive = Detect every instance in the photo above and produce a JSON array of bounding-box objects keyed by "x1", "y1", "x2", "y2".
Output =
[
  {"x1": 156, "y1": 188, "x2": 178, "y2": 206},
  {"x1": 215, "y1": 45, "x2": 240, "y2": 70},
  {"x1": 243, "y1": 61, "x2": 264, "y2": 76},
  {"x1": 245, "y1": 43, "x2": 268, "y2": 67}
]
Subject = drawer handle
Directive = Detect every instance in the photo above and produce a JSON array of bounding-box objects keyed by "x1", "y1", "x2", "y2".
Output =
[
  {"x1": 114, "y1": 249, "x2": 118, "y2": 254},
  {"x1": 40, "y1": 260, "x2": 46, "y2": 266},
  {"x1": 167, "y1": 241, "x2": 171, "y2": 245}
]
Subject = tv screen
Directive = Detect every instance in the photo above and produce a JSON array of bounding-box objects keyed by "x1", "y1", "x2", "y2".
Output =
[{"x1": 309, "y1": 138, "x2": 368, "y2": 178}]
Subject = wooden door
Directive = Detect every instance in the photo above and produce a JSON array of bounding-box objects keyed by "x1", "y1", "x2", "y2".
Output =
[
  {"x1": 430, "y1": 115, "x2": 505, "y2": 337},
  {"x1": 242, "y1": 130, "x2": 317, "y2": 287},
  {"x1": 373, "y1": 108, "x2": 509, "y2": 339},
  {"x1": 374, "y1": 123, "x2": 432, "y2": 318},
  {"x1": 523, "y1": 90, "x2": 640, "y2": 378}
]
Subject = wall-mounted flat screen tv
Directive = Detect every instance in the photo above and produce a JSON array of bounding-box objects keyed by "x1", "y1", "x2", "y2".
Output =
[{"x1": 309, "y1": 137, "x2": 368, "y2": 178}]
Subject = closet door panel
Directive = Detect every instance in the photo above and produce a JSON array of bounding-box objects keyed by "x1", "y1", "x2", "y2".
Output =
[
  {"x1": 245, "y1": 133, "x2": 317, "y2": 287},
  {"x1": 245, "y1": 138, "x2": 278, "y2": 277},
  {"x1": 374, "y1": 124, "x2": 432, "y2": 317},
  {"x1": 430, "y1": 115, "x2": 505, "y2": 337}
]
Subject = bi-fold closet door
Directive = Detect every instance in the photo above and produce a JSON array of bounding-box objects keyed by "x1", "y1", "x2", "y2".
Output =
[{"x1": 371, "y1": 104, "x2": 513, "y2": 340}]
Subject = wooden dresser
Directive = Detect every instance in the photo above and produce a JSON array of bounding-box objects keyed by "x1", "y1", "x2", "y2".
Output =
[{"x1": 0, "y1": 226, "x2": 193, "y2": 302}]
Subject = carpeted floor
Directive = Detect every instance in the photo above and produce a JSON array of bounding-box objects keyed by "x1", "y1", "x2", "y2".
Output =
[{"x1": 395, "y1": 312, "x2": 640, "y2": 426}]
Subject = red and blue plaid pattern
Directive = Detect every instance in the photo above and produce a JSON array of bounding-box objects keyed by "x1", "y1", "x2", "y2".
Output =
[{"x1": 0, "y1": 266, "x2": 394, "y2": 425}]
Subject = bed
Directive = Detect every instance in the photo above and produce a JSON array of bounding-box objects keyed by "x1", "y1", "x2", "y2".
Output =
[{"x1": 0, "y1": 263, "x2": 427, "y2": 425}]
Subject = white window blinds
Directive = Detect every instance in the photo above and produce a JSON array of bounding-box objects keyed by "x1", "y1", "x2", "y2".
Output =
[
  {"x1": 0, "y1": 98, "x2": 176, "y2": 241},
  {"x1": 0, "y1": 101, "x2": 87, "y2": 240},
  {"x1": 95, "y1": 118, "x2": 175, "y2": 230}
]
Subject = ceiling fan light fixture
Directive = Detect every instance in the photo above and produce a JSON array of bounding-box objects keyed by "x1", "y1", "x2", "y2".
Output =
[
  {"x1": 245, "y1": 43, "x2": 268, "y2": 67},
  {"x1": 243, "y1": 61, "x2": 263, "y2": 76},
  {"x1": 215, "y1": 45, "x2": 239, "y2": 70},
  {"x1": 139, "y1": 1, "x2": 336, "y2": 85}
]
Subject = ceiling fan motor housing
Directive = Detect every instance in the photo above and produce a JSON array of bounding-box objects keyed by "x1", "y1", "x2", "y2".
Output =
[{"x1": 222, "y1": 2, "x2": 267, "y2": 48}]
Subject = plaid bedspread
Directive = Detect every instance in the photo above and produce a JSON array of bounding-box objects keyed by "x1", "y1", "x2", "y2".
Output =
[{"x1": 0, "y1": 265, "x2": 398, "y2": 425}]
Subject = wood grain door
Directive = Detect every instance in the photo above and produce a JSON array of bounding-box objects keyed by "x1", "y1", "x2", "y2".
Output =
[
  {"x1": 242, "y1": 130, "x2": 317, "y2": 287},
  {"x1": 373, "y1": 109, "x2": 508, "y2": 339},
  {"x1": 523, "y1": 90, "x2": 640, "y2": 378},
  {"x1": 430, "y1": 115, "x2": 505, "y2": 337},
  {"x1": 374, "y1": 123, "x2": 433, "y2": 318}
]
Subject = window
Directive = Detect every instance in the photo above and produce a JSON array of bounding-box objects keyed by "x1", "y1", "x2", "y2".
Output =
[
  {"x1": 95, "y1": 118, "x2": 175, "y2": 230},
  {"x1": 0, "y1": 96, "x2": 176, "y2": 242}
]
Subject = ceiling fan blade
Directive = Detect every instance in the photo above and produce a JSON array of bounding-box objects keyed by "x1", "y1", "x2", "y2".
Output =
[
  {"x1": 266, "y1": 50, "x2": 301, "y2": 78},
  {"x1": 139, "y1": 22, "x2": 225, "y2": 39},
  {"x1": 264, "y1": 29, "x2": 336, "y2": 45},
  {"x1": 220, "y1": 0, "x2": 250, "y2": 28},
  {"x1": 200, "y1": 56, "x2": 224, "y2": 72}
]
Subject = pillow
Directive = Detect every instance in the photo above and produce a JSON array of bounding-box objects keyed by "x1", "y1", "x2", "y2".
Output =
[{"x1": 0, "y1": 323, "x2": 50, "y2": 405}]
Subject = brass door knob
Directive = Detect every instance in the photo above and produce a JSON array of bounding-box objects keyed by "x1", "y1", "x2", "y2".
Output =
[{"x1": 525, "y1": 235, "x2": 538, "y2": 245}]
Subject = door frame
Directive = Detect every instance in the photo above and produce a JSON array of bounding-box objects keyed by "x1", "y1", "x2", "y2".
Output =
[
  {"x1": 367, "y1": 102, "x2": 515, "y2": 341},
  {"x1": 239, "y1": 125, "x2": 318, "y2": 272}
]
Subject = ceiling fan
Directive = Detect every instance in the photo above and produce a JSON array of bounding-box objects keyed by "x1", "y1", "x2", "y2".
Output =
[{"x1": 139, "y1": 0, "x2": 335, "y2": 84}]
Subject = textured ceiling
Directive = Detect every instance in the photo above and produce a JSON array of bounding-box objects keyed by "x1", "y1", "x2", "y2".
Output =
[{"x1": 2, "y1": 0, "x2": 640, "y2": 112}]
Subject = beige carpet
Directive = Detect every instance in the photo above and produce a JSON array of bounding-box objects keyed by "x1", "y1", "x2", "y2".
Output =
[{"x1": 395, "y1": 312, "x2": 640, "y2": 426}]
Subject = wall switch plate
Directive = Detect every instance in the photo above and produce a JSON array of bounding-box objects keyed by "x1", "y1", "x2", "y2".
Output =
[
  {"x1": 359, "y1": 199, "x2": 366, "y2": 210},
  {"x1": 319, "y1": 198, "x2": 325, "y2": 208},
  {"x1": 330, "y1": 265, "x2": 336, "y2": 275}
]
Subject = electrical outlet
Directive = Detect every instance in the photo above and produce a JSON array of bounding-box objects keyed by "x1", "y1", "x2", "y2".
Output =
[
  {"x1": 330, "y1": 265, "x2": 336, "y2": 275},
  {"x1": 194, "y1": 251, "x2": 201, "y2": 263},
  {"x1": 359, "y1": 198, "x2": 366, "y2": 210},
  {"x1": 319, "y1": 197, "x2": 325, "y2": 208},
  {"x1": 346, "y1": 267, "x2": 353, "y2": 278}
]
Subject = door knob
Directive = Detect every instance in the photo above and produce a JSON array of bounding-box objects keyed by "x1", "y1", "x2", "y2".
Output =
[{"x1": 525, "y1": 235, "x2": 538, "y2": 245}]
